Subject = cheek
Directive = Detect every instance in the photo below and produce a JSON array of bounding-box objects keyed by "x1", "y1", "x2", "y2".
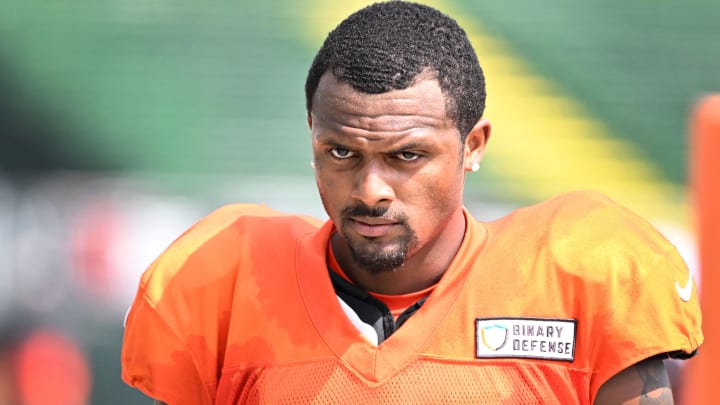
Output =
[
  {"x1": 315, "y1": 172, "x2": 343, "y2": 214},
  {"x1": 315, "y1": 174, "x2": 330, "y2": 200},
  {"x1": 415, "y1": 168, "x2": 463, "y2": 207},
  {"x1": 406, "y1": 169, "x2": 464, "y2": 228}
]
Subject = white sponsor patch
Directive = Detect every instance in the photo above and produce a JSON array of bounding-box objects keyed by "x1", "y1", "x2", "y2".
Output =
[{"x1": 476, "y1": 317, "x2": 577, "y2": 362}]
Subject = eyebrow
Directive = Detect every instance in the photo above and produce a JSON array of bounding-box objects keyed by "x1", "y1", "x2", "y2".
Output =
[
  {"x1": 314, "y1": 129, "x2": 435, "y2": 152},
  {"x1": 319, "y1": 138, "x2": 431, "y2": 156},
  {"x1": 387, "y1": 142, "x2": 425, "y2": 153}
]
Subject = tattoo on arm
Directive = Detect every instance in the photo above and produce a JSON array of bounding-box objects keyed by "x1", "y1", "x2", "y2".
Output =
[
  {"x1": 637, "y1": 358, "x2": 673, "y2": 404},
  {"x1": 594, "y1": 357, "x2": 674, "y2": 405}
]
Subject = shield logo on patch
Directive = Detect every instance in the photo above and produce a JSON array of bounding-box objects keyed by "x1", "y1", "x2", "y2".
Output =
[{"x1": 481, "y1": 324, "x2": 508, "y2": 351}]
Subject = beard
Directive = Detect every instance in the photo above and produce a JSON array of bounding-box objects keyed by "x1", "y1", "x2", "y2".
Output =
[{"x1": 339, "y1": 203, "x2": 419, "y2": 274}]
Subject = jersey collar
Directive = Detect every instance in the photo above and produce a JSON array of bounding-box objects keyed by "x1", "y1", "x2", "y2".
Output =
[{"x1": 296, "y1": 208, "x2": 489, "y2": 383}]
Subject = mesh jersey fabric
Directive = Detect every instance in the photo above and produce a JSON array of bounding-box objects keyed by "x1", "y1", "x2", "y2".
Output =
[{"x1": 121, "y1": 191, "x2": 703, "y2": 404}]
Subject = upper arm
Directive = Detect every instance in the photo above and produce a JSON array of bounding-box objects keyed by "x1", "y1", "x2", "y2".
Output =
[{"x1": 594, "y1": 356, "x2": 674, "y2": 405}]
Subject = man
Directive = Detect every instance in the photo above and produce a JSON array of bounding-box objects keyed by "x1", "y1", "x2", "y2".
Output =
[{"x1": 122, "y1": 2, "x2": 702, "y2": 404}]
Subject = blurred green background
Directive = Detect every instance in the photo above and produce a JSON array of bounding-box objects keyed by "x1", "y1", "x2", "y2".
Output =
[
  {"x1": 0, "y1": 0, "x2": 717, "y2": 403},
  {"x1": 4, "y1": 1, "x2": 718, "y2": 180}
]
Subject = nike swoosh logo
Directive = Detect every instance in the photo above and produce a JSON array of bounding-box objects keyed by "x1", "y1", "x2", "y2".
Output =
[{"x1": 676, "y1": 272, "x2": 694, "y2": 302}]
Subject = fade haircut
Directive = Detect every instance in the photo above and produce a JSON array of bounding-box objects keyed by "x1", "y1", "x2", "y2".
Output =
[{"x1": 305, "y1": 1, "x2": 486, "y2": 140}]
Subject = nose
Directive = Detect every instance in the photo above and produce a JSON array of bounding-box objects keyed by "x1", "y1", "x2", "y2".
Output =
[{"x1": 350, "y1": 161, "x2": 395, "y2": 207}]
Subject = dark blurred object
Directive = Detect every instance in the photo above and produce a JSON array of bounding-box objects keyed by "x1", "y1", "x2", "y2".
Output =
[
  {"x1": 0, "y1": 317, "x2": 30, "y2": 405},
  {"x1": 0, "y1": 61, "x2": 123, "y2": 173}
]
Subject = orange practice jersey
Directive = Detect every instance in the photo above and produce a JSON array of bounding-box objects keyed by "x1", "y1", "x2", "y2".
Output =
[{"x1": 121, "y1": 191, "x2": 702, "y2": 404}]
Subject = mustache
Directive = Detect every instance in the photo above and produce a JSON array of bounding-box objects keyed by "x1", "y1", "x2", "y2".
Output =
[{"x1": 341, "y1": 203, "x2": 407, "y2": 223}]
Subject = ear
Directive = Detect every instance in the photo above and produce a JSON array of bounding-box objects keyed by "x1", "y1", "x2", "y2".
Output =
[
  {"x1": 307, "y1": 112, "x2": 313, "y2": 129},
  {"x1": 463, "y1": 118, "x2": 492, "y2": 172}
]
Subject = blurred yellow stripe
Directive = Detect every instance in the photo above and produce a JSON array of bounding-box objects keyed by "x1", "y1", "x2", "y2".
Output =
[{"x1": 300, "y1": 0, "x2": 688, "y2": 224}]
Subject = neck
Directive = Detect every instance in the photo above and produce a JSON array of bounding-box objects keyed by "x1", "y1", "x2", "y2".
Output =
[{"x1": 332, "y1": 207, "x2": 467, "y2": 295}]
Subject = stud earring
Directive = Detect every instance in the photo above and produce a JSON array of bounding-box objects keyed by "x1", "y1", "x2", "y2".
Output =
[
  {"x1": 310, "y1": 161, "x2": 315, "y2": 169},
  {"x1": 471, "y1": 162, "x2": 480, "y2": 172}
]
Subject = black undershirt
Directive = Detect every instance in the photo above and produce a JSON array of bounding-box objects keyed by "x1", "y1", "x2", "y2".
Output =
[{"x1": 329, "y1": 269, "x2": 428, "y2": 344}]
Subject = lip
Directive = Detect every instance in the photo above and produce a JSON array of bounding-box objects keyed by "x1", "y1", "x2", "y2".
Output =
[{"x1": 349, "y1": 218, "x2": 399, "y2": 238}]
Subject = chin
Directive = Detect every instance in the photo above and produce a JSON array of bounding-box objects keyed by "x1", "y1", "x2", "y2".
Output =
[{"x1": 349, "y1": 240, "x2": 415, "y2": 273}]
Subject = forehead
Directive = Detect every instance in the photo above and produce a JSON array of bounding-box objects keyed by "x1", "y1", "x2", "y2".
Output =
[{"x1": 310, "y1": 71, "x2": 455, "y2": 138}]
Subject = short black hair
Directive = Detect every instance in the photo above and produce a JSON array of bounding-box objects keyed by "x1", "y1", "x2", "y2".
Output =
[{"x1": 305, "y1": 1, "x2": 486, "y2": 139}]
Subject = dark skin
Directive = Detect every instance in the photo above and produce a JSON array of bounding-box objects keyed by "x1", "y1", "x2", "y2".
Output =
[{"x1": 153, "y1": 73, "x2": 675, "y2": 404}]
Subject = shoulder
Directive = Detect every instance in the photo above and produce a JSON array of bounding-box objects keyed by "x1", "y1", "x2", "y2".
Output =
[
  {"x1": 485, "y1": 190, "x2": 688, "y2": 298},
  {"x1": 543, "y1": 190, "x2": 661, "y2": 239},
  {"x1": 179, "y1": 203, "x2": 322, "y2": 241},
  {"x1": 490, "y1": 190, "x2": 674, "y2": 259},
  {"x1": 494, "y1": 190, "x2": 651, "y2": 229},
  {"x1": 483, "y1": 191, "x2": 701, "y2": 396},
  {"x1": 139, "y1": 203, "x2": 322, "y2": 303},
  {"x1": 541, "y1": 191, "x2": 679, "y2": 276},
  {"x1": 122, "y1": 205, "x2": 326, "y2": 404}
]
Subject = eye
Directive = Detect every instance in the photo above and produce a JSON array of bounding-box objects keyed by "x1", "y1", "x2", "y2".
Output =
[
  {"x1": 396, "y1": 151, "x2": 421, "y2": 161},
  {"x1": 329, "y1": 147, "x2": 355, "y2": 159}
]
